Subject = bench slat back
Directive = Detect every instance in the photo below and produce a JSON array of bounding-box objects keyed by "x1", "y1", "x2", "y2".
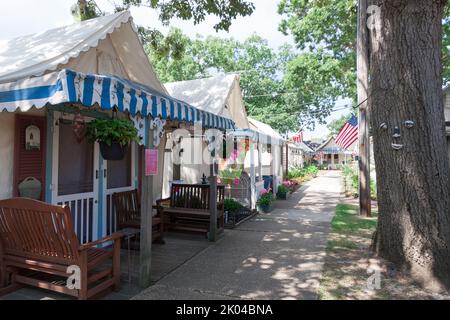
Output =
[
  {"x1": 112, "y1": 190, "x2": 140, "y2": 227},
  {"x1": 170, "y1": 184, "x2": 225, "y2": 210},
  {"x1": 0, "y1": 198, "x2": 79, "y2": 263}
]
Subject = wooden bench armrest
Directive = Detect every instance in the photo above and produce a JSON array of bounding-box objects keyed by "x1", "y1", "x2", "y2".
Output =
[
  {"x1": 156, "y1": 197, "x2": 171, "y2": 206},
  {"x1": 79, "y1": 232, "x2": 123, "y2": 251}
]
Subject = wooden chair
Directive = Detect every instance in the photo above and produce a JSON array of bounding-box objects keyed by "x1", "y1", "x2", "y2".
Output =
[
  {"x1": 112, "y1": 190, "x2": 164, "y2": 243},
  {"x1": 158, "y1": 184, "x2": 225, "y2": 234},
  {"x1": 0, "y1": 198, "x2": 122, "y2": 300}
]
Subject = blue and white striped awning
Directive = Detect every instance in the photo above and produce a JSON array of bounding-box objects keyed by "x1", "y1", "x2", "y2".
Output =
[
  {"x1": 0, "y1": 69, "x2": 235, "y2": 130},
  {"x1": 317, "y1": 147, "x2": 352, "y2": 155}
]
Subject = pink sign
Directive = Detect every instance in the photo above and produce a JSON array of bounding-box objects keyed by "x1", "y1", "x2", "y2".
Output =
[{"x1": 145, "y1": 148, "x2": 158, "y2": 176}]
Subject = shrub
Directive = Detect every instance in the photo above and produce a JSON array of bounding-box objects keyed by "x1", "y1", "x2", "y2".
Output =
[
  {"x1": 351, "y1": 174, "x2": 359, "y2": 191},
  {"x1": 305, "y1": 165, "x2": 319, "y2": 176},
  {"x1": 224, "y1": 198, "x2": 243, "y2": 213}
]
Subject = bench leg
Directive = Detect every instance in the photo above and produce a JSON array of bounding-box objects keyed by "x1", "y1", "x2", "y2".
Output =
[
  {"x1": 112, "y1": 238, "x2": 121, "y2": 291},
  {"x1": 79, "y1": 252, "x2": 88, "y2": 300},
  {"x1": 0, "y1": 261, "x2": 6, "y2": 288},
  {"x1": 152, "y1": 219, "x2": 165, "y2": 244}
]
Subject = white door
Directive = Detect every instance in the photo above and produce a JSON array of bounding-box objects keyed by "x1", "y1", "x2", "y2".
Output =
[
  {"x1": 103, "y1": 142, "x2": 136, "y2": 237},
  {"x1": 51, "y1": 112, "x2": 99, "y2": 244}
]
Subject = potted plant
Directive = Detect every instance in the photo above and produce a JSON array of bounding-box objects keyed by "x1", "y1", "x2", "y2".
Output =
[
  {"x1": 276, "y1": 185, "x2": 290, "y2": 200},
  {"x1": 224, "y1": 198, "x2": 243, "y2": 225},
  {"x1": 257, "y1": 189, "x2": 274, "y2": 213},
  {"x1": 86, "y1": 118, "x2": 138, "y2": 160}
]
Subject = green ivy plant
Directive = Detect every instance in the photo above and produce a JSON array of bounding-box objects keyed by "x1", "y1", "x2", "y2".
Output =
[{"x1": 86, "y1": 118, "x2": 138, "y2": 146}]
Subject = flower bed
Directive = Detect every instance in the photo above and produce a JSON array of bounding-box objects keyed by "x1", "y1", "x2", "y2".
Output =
[
  {"x1": 224, "y1": 207, "x2": 256, "y2": 228},
  {"x1": 281, "y1": 180, "x2": 300, "y2": 193},
  {"x1": 287, "y1": 165, "x2": 319, "y2": 186}
]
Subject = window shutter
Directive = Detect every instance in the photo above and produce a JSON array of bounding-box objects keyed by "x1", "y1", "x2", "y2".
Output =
[{"x1": 14, "y1": 115, "x2": 46, "y2": 200}]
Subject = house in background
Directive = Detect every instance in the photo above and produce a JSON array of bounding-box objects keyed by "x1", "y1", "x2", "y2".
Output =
[
  {"x1": 314, "y1": 136, "x2": 356, "y2": 170},
  {"x1": 282, "y1": 141, "x2": 315, "y2": 171}
]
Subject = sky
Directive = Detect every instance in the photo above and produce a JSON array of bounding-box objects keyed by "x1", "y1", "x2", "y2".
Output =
[{"x1": 0, "y1": 0, "x2": 352, "y2": 140}]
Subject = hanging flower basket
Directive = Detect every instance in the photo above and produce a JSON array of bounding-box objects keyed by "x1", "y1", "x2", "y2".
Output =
[
  {"x1": 99, "y1": 141, "x2": 129, "y2": 161},
  {"x1": 86, "y1": 118, "x2": 138, "y2": 161}
]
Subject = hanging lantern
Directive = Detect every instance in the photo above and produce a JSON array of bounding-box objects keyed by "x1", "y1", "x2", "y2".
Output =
[{"x1": 72, "y1": 113, "x2": 86, "y2": 143}]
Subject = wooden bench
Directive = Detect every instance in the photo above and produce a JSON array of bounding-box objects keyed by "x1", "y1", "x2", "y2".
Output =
[
  {"x1": 0, "y1": 198, "x2": 122, "y2": 300},
  {"x1": 112, "y1": 189, "x2": 164, "y2": 243},
  {"x1": 158, "y1": 184, "x2": 225, "y2": 234}
]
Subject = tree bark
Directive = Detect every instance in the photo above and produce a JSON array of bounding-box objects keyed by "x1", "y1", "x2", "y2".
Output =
[{"x1": 369, "y1": 0, "x2": 450, "y2": 291}]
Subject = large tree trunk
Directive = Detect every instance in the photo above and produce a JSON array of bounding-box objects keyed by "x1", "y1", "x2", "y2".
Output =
[{"x1": 368, "y1": 0, "x2": 450, "y2": 291}]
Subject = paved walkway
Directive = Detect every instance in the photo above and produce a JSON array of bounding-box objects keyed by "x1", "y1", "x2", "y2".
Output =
[{"x1": 133, "y1": 171, "x2": 342, "y2": 300}]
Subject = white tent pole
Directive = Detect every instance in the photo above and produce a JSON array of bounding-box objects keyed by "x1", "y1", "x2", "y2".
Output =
[{"x1": 250, "y1": 136, "x2": 256, "y2": 210}]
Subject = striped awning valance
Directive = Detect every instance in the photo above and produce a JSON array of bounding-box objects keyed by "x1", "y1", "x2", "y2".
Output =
[
  {"x1": 0, "y1": 69, "x2": 235, "y2": 130},
  {"x1": 317, "y1": 147, "x2": 352, "y2": 155}
]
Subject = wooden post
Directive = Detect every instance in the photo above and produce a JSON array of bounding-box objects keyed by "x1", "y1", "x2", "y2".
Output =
[
  {"x1": 250, "y1": 136, "x2": 256, "y2": 210},
  {"x1": 357, "y1": 0, "x2": 371, "y2": 217},
  {"x1": 257, "y1": 140, "x2": 262, "y2": 180},
  {"x1": 208, "y1": 140, "x2": 218, "y2": 242},
  {"x1": 285, "y1": 143, "x2": 289, "y2": 177},
  {"x1": 139, "y1": 118, "x2": 153, "y2": 287}
]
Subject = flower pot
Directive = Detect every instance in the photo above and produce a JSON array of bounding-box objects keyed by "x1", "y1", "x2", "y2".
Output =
[
  {"x1": 257, "y1": 203, "x2": 274, "y2": 213},
  {"x1": 277, "y1": 192, "x2": 287, "y2": 200},
  {"x1": 99, "y1": 141, "x2": 128, "y2": 160}
]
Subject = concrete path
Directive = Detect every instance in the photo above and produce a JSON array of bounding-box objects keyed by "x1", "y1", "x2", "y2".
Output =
[{"x1": 133, "y1": 171, "x2": 342, "y2": 300}]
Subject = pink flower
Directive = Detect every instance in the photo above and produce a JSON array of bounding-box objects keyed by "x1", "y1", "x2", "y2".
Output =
[
  {"x1": 260, "y1": 188, "x2": 268, "y2": 196},
  {"x1": 233, "y1": 178, "x2": 240, "y2": 186},
  {"x1": 229, "y1": 149, "x2": 238, "y2": 161}
]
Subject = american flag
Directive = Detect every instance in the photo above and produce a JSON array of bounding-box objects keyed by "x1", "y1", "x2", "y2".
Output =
[
  {"x1": 335, "y1": 114, "x2": 358, "y2": 150},
  {"x1": 292, "y1": 131, "x2": 303, "y2": 143}
]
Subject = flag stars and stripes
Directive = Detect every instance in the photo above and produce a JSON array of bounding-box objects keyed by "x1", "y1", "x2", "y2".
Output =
[
  {"x1": 335, "y1": 114, "x2": 358, "y2": 150},
  {"x1": 293, "y1": 131, "x2": 303, "y2": 143}
]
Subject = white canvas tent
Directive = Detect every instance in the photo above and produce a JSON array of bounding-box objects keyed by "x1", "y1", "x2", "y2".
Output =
[
  {"x1": 165, "y1": 73, "x2": 249, "y2": 129},
  {"x1": 0, "y1": 11, "x2": 236, "y2": 286},
  {"x1": 0, "y1": 11, "x2": 166, "y2": 93},
  {"x1": 162, "y1": 74, "x2": 248, "y2": 195},
  {"x1": 246, "y1": 117, "x2": 285, "y2": 198},
  {"x1": 0, "y1": 11, "x2": 171, "y2": 204},
  {"x1": 0, "y1": 11, "x2": 234, "y2": 244}
]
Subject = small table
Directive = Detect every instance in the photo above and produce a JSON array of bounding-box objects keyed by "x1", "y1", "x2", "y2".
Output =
[{"x1": 120, "y1": 227, "x2": 140, "y2": 283}]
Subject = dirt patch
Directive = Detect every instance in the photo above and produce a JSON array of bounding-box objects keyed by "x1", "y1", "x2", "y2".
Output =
[{"x1": 318, "y1": 203, "x2": 450, "y2": 300}]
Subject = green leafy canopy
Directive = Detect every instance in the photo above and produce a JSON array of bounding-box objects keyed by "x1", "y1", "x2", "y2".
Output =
[
  {"x1": 278, "y1": 0, "x2": 450, "y2": 96},
  {"x1": 145, "y1": 29, "x2": 332, "y2": 132},
  {"x1": 74, "y1": 0, "x2": 255, "y2": 32}
]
